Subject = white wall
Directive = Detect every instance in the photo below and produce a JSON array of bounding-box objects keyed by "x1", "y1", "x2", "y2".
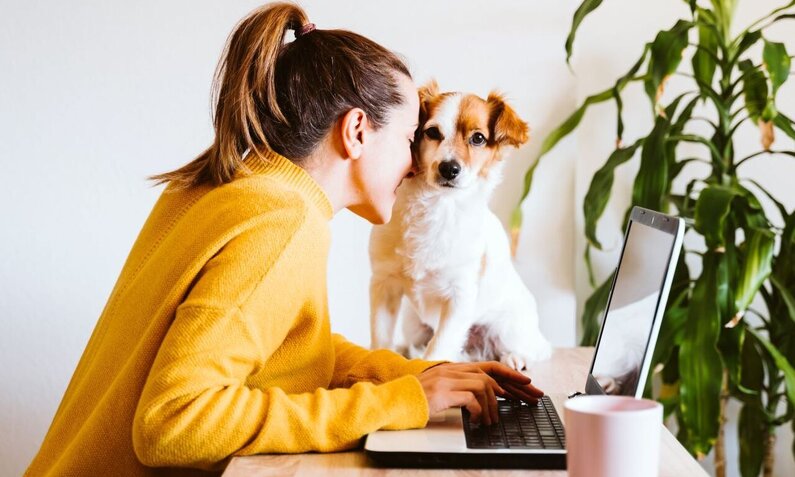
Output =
[{"x1": 1, "y1": 1, "x2": 792, "y2": 476}]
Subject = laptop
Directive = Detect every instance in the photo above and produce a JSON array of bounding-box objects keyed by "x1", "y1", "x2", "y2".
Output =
[{"x1": 364, "y1": 206, "x2": 685, "y2": 469}]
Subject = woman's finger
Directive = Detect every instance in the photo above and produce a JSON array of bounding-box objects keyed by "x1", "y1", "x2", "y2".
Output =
[
  {"x1": 483, "y1": 375, "x2": 499, "y2": 424},
  {"x1": 475, "y1": 361, "x2": 532, "y2": 384},
  {"x1": 448, "y1": 391, "x2": 483, "y2": 424},
  {"x1": 514, "y1": 379, "x2": 544, "y2": 398},
  {"x1": 496, "y1": 385, "x2": 519, "y2": 400},
  {"x1": 457, "y1": 378, "x2": 495, "y2": 425},
  {"x1": 446, "y1": 370, "x2": 507, "y2": 396},
  {"x1": 502, "y1": 385, "x2": 538, "y2": 405},
  {"x1": 435, "y1": 362, "x2": 542, "y2": 411},
  {"x1": 519, "y1": 381, "x2": 545, "y2": 398},
  {"x1": 493, "y1": 375, "x2": 545, "y2": 398},
  {"x1": 502, "y1": 380, "x2": 542, "y2": 404}
]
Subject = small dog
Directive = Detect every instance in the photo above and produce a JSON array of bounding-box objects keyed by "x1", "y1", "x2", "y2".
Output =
[{"x1": 368, "y1": 80, "x2": 552, "y2": 370}]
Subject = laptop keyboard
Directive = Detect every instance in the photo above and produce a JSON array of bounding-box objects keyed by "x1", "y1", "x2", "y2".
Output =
[{"x1": 462, "y1": 395, "x2": 566, "y2": 449}]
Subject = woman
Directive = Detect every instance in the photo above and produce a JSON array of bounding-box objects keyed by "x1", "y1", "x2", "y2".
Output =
[{"x1": 26, "y1": 3, "x2": 543, "y2": 475}]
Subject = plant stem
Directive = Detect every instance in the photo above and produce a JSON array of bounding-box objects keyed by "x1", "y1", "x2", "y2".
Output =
[
  {"x1": 715, "y1": 368, "x2": 729, "y2": 477},
  {"x1": 763, "y1": 431, "x2": 776, "y2": 477}
]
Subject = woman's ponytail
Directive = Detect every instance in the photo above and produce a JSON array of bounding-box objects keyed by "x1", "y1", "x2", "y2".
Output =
[{"x1": 150, "y1": 2, "x2": 411, "y2": 190}]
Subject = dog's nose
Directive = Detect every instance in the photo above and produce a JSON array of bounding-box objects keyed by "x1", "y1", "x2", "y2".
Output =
[{"x1": 438, "y1": 160, "x2": 461, "y2": 180}]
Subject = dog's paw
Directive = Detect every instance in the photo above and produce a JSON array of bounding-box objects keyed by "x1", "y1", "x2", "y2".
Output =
[{"x1": 500, "y1": 352, "x2": 528, "y2": 371}]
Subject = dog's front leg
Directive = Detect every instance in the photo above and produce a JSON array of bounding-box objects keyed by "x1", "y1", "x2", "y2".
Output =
[
  {"x1": 369, "y1": 276, "x2": 404, "y2": 350},
  {"x1": 423, "y1": 295, "x2": 476, "y2": 362}
]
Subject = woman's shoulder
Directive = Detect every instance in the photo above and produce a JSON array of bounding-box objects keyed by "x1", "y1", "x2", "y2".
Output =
[
  {"x1": 140, "y1": 174, "x2": 327, "y2": 264},
  {"x1": 158, "y1": 174, "x2": 311, "y2": 228}
]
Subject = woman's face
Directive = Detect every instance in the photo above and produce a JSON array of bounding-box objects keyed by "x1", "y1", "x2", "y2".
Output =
[{"x1": 347, "y1": 74, "x2": 419, "y2": 224}]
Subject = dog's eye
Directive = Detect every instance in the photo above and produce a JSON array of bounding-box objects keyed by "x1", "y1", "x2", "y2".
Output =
[
  {"x1": 424, "y1": 126, "x2": 442, "y2": 141},
  {"x1": 470, "y1": 132, "x2": 487, "y2": 146}
]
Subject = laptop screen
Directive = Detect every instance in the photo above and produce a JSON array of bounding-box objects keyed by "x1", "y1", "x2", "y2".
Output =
[{"x1": 588, "y1": 215, "x2": 678, "y2": 396}]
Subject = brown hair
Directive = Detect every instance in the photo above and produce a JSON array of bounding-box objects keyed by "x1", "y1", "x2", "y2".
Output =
[{"x1": 149, "y1": 1, "x2": 412, "y2": 190}]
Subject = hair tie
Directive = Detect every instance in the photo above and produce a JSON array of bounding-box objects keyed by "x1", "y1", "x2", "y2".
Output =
[{"x1": 295, "y1": 23, "x2": 316, "y2": 38}]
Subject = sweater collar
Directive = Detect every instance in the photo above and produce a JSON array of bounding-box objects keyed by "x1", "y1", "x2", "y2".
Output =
[{"x1": 242, "y1": 148, "x2": 334, "y2": 221}]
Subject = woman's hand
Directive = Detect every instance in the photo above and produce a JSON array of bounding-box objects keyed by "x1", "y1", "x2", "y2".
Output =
[{"x1": 416, "y1": 361, "x2": 544, "y2": 425}]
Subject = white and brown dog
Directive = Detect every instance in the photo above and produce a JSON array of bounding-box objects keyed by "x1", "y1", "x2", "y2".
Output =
[{"x1": 368, "y1": 80, "x2": 552, "y2": 370}]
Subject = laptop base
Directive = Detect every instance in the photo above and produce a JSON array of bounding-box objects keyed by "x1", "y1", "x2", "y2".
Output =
[{"x1": 365, "y1": 449, "x2": 566, "y2": 469}]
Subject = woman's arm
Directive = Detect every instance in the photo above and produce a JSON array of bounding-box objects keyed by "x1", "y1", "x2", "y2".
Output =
[
  {"x1": 132, "y1": 306, "x2": 429, "y2": 470},
  {"x1": 330, "y1": 333, "x2": 449, "y2": 388},
  {"x1": 131, "y1": 221, "x2": 432, "y2": 471}
]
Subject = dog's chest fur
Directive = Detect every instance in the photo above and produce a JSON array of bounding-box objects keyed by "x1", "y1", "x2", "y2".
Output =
[{"x1": 377, "y1": 181, "x2": 491, "y2": 305}]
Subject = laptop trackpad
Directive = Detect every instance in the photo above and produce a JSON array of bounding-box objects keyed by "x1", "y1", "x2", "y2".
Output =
[{"x1": 365, "y1": 407, "x2": 467, "y2": 453}]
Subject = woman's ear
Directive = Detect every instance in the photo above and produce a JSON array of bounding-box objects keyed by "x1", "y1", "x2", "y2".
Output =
[
  {"x1": 487, "y1": 91, "x2": 530, "y2": 148},
  {"x1": 339, "y1": 107, "x2": 368, "y2": 160}
]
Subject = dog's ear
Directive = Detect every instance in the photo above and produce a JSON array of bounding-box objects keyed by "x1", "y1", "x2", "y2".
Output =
[
  {"x1": 417, "y1": 79, "x2": 440, "y2": 126},
  {"x1": 487, "y1": 91, "x2": 529, "y2": 148},
  {"x1": 413, "y1": 79, "x2": 440, "y2": 158}
]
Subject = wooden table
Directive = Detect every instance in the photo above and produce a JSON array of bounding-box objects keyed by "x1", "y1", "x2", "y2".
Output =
[{"x1": 222, "y1": 348, "x2": 708, "y2": 476}]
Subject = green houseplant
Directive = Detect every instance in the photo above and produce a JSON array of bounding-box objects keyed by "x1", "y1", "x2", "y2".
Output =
[{"x1": 510, "y1": 1, "x2": 795, "y2": 476}]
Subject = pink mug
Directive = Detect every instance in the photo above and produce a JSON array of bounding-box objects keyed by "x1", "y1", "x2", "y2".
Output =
[{"x1": 564, "y1": 395, "x2": 663, "y2": 477}]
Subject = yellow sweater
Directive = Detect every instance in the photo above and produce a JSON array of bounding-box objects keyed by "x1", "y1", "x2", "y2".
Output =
[{"x1": 26, "y1": 149, "x2": 447, "y2": 476}]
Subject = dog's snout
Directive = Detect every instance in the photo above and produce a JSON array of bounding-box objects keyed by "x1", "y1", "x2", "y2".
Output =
[{"x1": 438, "y1": 160, "x2": 461, "y2": 180}]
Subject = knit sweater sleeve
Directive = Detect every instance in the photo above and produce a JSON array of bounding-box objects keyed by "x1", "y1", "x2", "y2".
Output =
[
  {"x1": 330, "y1": 333, "x2": 449, "y2": 388},
  {"x1": 131, "y1": 220, "x2": 433, "y2": 471}
]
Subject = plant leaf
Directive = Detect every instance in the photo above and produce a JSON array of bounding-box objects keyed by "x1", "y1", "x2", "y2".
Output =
[
  {"x1": 739, "y1": 402, "x2": 767, "y2": 477},
  {"x1": 654, "y1": 254, "x2": 692, "y2": 374},
  {"x1": 694, "y1": 185, "x2": 740, "y2": 249},
  {"x1": 670, "y1": 158, "x2": 702, "y2": 180},
  {"x1": 739, "y1": 59, "x2": 772, "y2": 122},
  {"x1": 679, "y1": 251, "x2": 724, "y2": 456},
  {"x1": 580, "y1": 273, "x2": 613, "y2": 346},
  {"x1": 693, "y1": 8, "x2": 719, "y2": 89},
  {"x1": 713, "y1": 0, "x2": 738, "y2": 36},
  {"x1": 748, "y1": 327, "x2": 795, "y2": 407},
  {"x1": 583, "y1": 140, "x2": 644, "y2": 249},
  {"x1": 644, "y1": 20, "x2": 693, "y2": 110},
  {"x1": 733, "y1": 228, "x2": 775, "y2": 322},
  {"x1": 773, "y1": 112, "x2": 795, "y2": 140},
  {"x1": 652, "y1": 285, "x2": 690, "y2": 369},
  {"x1": 771, "y1": 275, "x2": 795, "y2": 327},
  {"x1": 732, "y1": 30, "x2": 762, "y2": 64},
  {"x1": 743, "y1": 178, "x2": 788, "y2": 220},
  {"x1": 668, "y1": 133, "x2": 723, "y2": 165},
  {"x1": 767, "y1": 12, "x2": 795, "y2": 27},
  {"x1": 763, "y1": 39, "x2": 791, "y2": 95},
  {"x1": 632, "y1": 115, "x2": 670, "y2": 211},
  {"x1": 565, "y1": 0, "x2": 604, "y2": 65},
  {"x1": 738, "y1": 330, "x2": 763, "y2": 398},
  {"x1": 511, "y1": 73, "x2": 645, "y2": 244},
  {"x1": 671, "y1": 95, "x2": 702, "y2": 135}
]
